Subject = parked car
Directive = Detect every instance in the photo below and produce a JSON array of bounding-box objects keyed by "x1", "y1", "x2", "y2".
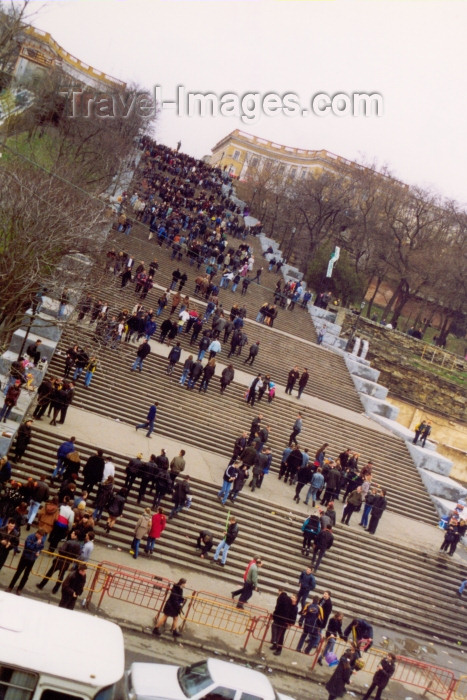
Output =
[{"x1": 125, "y1": 659, "x2": 296, "y2": 700}]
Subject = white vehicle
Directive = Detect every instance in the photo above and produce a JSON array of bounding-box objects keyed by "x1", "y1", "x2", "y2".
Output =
[
  {"x1": 125, "y1": 659, "x2": 296, "y2": 700},
  {"x1": 0, "y1": 591, "x2": 125, "y2": 700}
]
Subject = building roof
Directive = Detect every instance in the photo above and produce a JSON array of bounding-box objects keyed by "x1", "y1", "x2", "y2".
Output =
[{"x1": 0, "y1": 592, "x2": 124, "y2": 687}]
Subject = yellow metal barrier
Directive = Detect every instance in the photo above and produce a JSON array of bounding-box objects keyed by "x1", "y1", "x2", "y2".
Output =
[
  {"x1": 33, "y1": 550, "x2": 109, "y2": 594},
  {"x1": 420, "y1": 344, "x2": 465, "y2": 371},
  {"x1": 182, "y1": 593, "x2": 258, "y2": 636}
]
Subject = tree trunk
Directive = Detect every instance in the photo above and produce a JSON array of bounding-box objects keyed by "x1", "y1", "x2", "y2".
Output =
[
  {"x1": 365, "y1": 276, "x2": 382, "y2": 319},
  {"x1": 390, "y1": 281, "x2": 410, "y2": 328},
  {"x1": 380, "y1": 280, "x2": 402, "y2": 324},
  {"x1": 421, "y1": 307, "x2": 437, "y2": 338},
  {"x1": 436, "y1": 314, "x2": 452, "y2": 347}
]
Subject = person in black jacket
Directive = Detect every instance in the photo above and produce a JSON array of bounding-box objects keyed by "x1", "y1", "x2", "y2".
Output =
[
  {"x1": 197, "y1": 332, "x2": 211, "y2": 361},
  {"x1": 367, "y1": 489, "x2": 387, "y2": 534},
  {"x1": 168, "y1": 475, "x2": 191, "y2": 519},
  {"x1": 230, "y1": 432, "x2": 248, "y2": 465},
  {"x1": 199, "y1": 358, "x2": 216, "y2": 393},
  {"x1": 0, "y1": 519, "x2": 20, "y2": 571},
  {"x1": 343, "y1": 618, "x2": 374, "y2": 650},
  {"x1": 311, "y1": 526, "x2": 334, "y2": 571},
  {"x1": 153, "y1": 467, "x2": 172, "y2": 509},
  {"x1": 59, "y1": 563, "x2": 87, "y2": 609},
  {"x1": 187, "y1": 359, "x2": 203, "y2": 390},
  {"x1": 362, "y1": 653, "x2": 396, "y2": 699},
  {"x1": 297, "y1": 369, "x2": 309, "y2": 399},
  {"x1": 317, "y1": 611, "x2": 345, "y2": 665},
  {"x1": 124, "y1": 453, "x2": 144, "y2": 492},
  {"x1": 131, "y1": 339, "x2": 151, "y2": 372},
  {"x1": 105, "y1": 487, "x2": 128, "y2": 533},
  {"x1": 294, "y1": 463, "x2": 314, "y2": 503},
  {"x1": 321, "y1": 464, "x2": 341, "y2": 506},
  {"x1": 32, "y1": 377, "x2": 54, "y2": 419},
  {"x1": 244, "y1": 341, "x2": 260, "y2": 365},
  {"x1": 212, "y1": 516, "x2": 238, "y2": 566},
  {"x1": 196, "y1": 530, "x2": 214, "y2": 558},
  {"x1": 137, "y1": 456, "x2": 157, "y2": 504},
  {"x1": 325, "y1": 654, "x2": 353, "y2": 700},
  {"x1": 317, "y1": 591, "x2": 333, "y2": 630},
  {"x1": 284, "y1": 445, "x2": 303, "y2": 485},
  {"x1": 270, "y1": 589, "x2": 298, "y2": 656},
  {"x1": 285, "y1": 366, "x2": 299, "y2": 395},
  {"x1": 152, "y1": 578, "x2": 187, "y2": 638},
  {"x1": 13, "y1": 420, "x2": 33, "y2": 462},
  {"x1": 167, "y1": 342, "x2": 181, "y2": 373},
  {"x1": 81, "y1": 449, "x2": 105, "y2": 496},
  {"x1": 229, "y1": 464, "x2": 249, "y2": 502},
  {"x1": 220, "y1": 364, "x2": 235, "y2": 394}
]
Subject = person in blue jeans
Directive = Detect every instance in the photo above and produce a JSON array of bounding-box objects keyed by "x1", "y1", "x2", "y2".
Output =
[
  {"x1": 135, "y1": 401, "x2": 158, "y2": 437},
  {"x1": 359, "y1": 489, "x2": 377, "y2": 528},
  {"x1": 305, "y1": 468, "x2": 325, "y2": 506},
  {"x1": 130, "y1": 507, "x2": 152, "y2": 559},
  {"x1": 217, "y1": 462, "x2": 239, "y2": 505},
  {"x1": 179, "y1": 355, "x2": 194, "y2": 385},
  {"x1": 296, "y1": 597, "x2": 321, "y2": 653},
  {"x1": 212, "y1": 516, "x2": 239, "y2": 566},
  {"x1": 52, "y1": 437, "x2": 76, "y2": 480},
  {"x1": 131, "y1": 339, "x2": 151, "y2": 373},
  {"x1": 458, "y1": 579, "x2": 467, "y2": 597}
]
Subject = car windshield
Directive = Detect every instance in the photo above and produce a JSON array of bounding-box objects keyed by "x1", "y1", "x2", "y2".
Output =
[{"x1": 178, "y1": 662, "x2": 213, "y2": 697}]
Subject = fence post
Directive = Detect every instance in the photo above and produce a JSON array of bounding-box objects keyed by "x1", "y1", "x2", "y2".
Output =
[
  {"x1": 95, "y1": 564, "x2": 109, "y2": 611},
  {"x1": 309, "y1": 636, "x2": 326, "y2": 672},
  {"x1": 257, "y1": 614, "x2": 272, "y2": 654},
  {"x1": 242, "y1": 615, "x2": 258, "y2": 652},
  {"x1": 180, "y1": 590, "x2": 197, "y2": 633}
]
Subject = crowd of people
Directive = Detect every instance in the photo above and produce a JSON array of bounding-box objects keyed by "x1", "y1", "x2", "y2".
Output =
[{"x1": 0, "y1": 139, "x2": 450, "y2": 698}]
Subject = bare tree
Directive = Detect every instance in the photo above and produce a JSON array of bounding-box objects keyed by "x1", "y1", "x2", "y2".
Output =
[
  {"x1": 292, "y1": 168, "x2": 352, "y2": 260},
  {"x1": 0, "y1": 163, "x2": 107, "y2": 345},
  {"x1": 11, "y1": 74, "x2": 154, "y2": 192}
]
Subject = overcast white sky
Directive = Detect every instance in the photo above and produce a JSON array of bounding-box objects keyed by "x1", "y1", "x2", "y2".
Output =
[{"x1": 30, "y1": 0, "x2": 466, "y2": 206}]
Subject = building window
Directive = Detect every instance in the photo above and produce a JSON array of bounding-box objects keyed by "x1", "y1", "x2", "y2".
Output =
[
  {"x1": 251, "y1": 156, "x2": 259, "y2": 168},
  {"x1": 232, "y1": 150, "x2": 241, "y2": 161},
  {"x1": 290, "y1": 167, "x2": 297, "y2": 178}
]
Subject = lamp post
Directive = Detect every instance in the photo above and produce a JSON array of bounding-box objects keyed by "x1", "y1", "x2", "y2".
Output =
[{"x1": 345, "y1": 301, "x2": 366, "y2": 352}]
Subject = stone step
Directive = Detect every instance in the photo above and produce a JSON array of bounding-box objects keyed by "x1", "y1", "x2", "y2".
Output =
[{"x1": 14, "y1": 426, "x2": 467, "y2": 649}]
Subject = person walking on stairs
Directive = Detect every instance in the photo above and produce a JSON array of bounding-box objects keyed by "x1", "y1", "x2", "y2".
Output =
[{"x1": 231, "y1": 556, "x2": 263, "y2": 609}]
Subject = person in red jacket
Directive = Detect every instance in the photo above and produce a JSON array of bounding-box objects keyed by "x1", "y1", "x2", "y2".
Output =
[
  {"x1": 144, "y1": 507, "x2": 167, "y2": 554},
  {"x1": 0, "y1": 381, "x2": 21, "y2": 422}
]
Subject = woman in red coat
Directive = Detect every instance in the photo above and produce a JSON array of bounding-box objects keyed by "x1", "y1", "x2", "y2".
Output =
[{"x1": 144, "y1": 507, "x2": 167, "y2": 555}]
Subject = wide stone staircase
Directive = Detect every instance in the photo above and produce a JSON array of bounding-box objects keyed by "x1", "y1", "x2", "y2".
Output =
[
  {"x1": 8, "y1": 153, "x2": 456, "y2": 651},
  {"x1": 48, "y1": 323, "x2": 437, "y2": 526},
  {"x1": 18, "y1": 426, "x2": 466, "y2": 649}
]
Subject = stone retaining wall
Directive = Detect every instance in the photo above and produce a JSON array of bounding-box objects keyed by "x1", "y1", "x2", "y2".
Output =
[{"x1": 341, "y1": 314, "x2": 466, "y2": 423}]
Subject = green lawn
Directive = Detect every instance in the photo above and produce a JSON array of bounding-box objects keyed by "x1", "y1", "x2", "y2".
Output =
[
  {"x1": 409, "y1": 358, "x2": 465, "y2": 387},
  {"x1": 366, "y1": 304, "x2": 465, "y2": 357},
  {"x1": 1, "y1": 130, "x2": 62, "y2": 170}
]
